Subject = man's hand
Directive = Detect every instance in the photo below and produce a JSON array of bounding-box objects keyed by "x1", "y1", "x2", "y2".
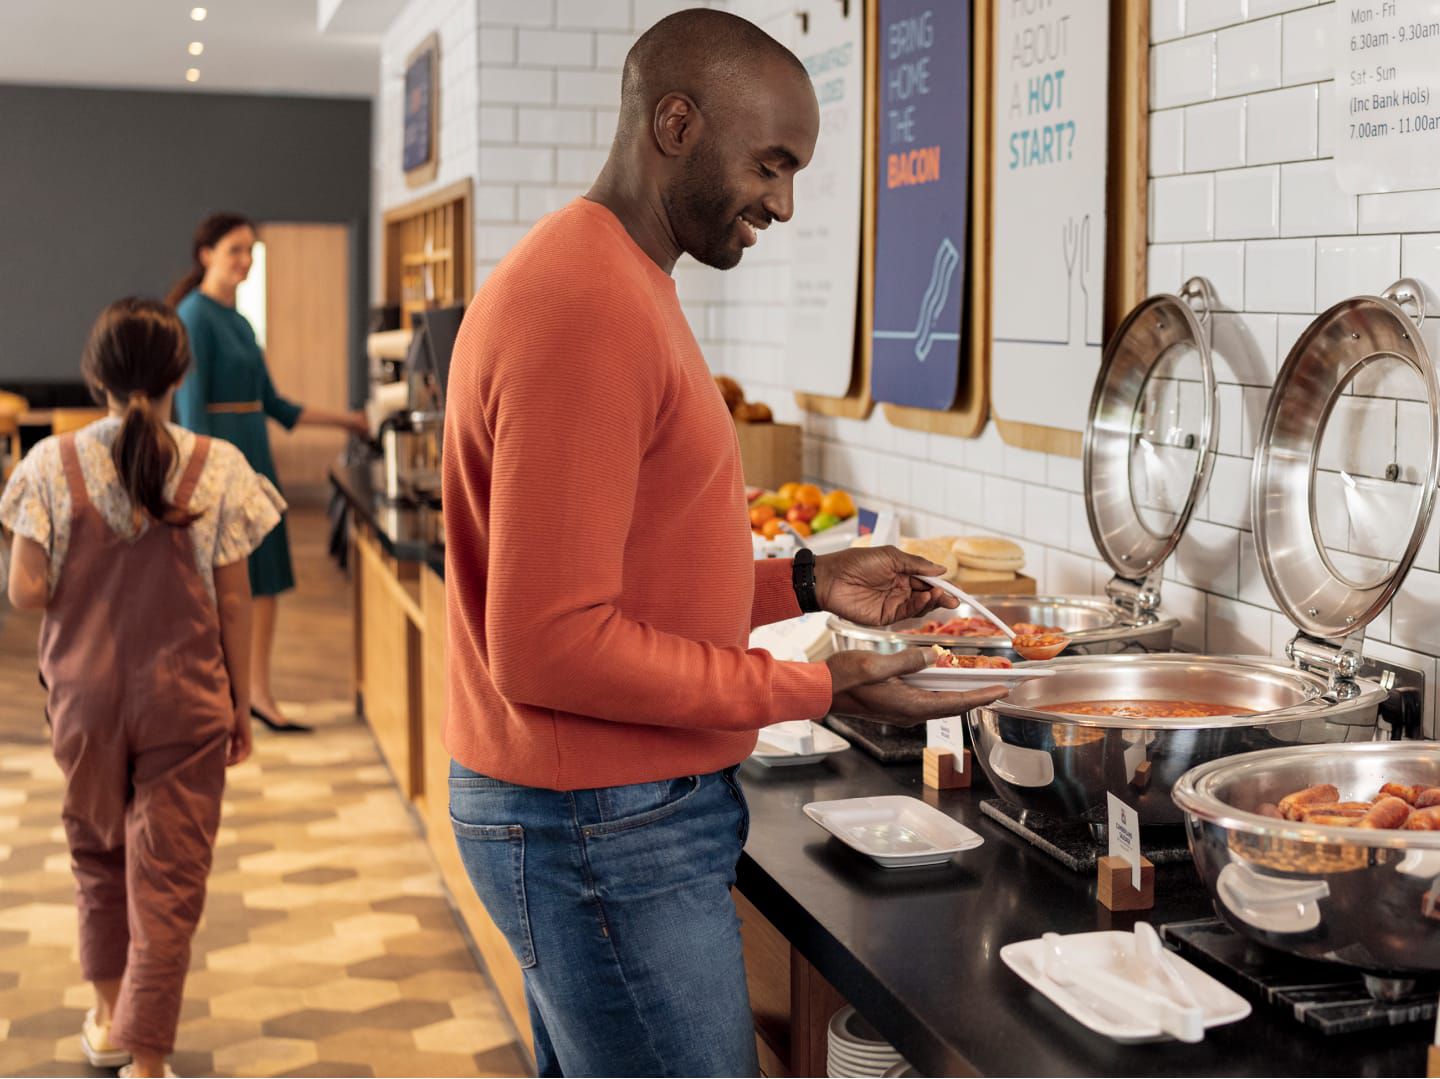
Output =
[
  {"x1": 824, "y1": 649, "x2": 1007, "y2": 727},
  {"x1": 814, "y1": 545, "x2": 956, "y2": 627}
]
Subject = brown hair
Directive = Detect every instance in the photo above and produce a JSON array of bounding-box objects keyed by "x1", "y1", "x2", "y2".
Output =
[
  {"x1": 80, "y1": 298, "x2": 200, "y2": 528},
  {"x1": 164, "y1": 211, "x2": 255, "y2": 309}
]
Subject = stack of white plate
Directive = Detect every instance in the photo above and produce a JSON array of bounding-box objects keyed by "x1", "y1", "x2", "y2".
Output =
[{"x1": 826, "y1": 1006, "x2": 907, "y2": 1078}]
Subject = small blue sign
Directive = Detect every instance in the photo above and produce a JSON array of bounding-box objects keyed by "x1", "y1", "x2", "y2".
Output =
[
  {"x1": 871, "y1": 1, "x2": 971, "y2": 410},
  {"x1": 403, "y1": 48, "x2": 433, "y2": 173}
]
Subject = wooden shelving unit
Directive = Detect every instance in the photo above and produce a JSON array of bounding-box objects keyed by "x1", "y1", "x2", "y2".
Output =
[{"x1": 382, "y1": 178, "x2": 474, "y2": 327}]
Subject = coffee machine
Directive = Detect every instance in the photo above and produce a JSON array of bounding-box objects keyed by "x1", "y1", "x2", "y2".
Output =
[{"x1": 370, "y1": 305, "x2": 462, "y2": 505}]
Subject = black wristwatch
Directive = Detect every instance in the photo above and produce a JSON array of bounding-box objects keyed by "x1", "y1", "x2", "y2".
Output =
[{"x1": 791, "y1": 547, "x2": 822, "y2": 613}]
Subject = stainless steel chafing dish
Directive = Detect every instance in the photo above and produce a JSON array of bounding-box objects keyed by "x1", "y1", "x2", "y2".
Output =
[
  {"x1": 831, "y1": 278, "x2": 1224, "y2": 661},
  {"x1": 1175, "y1": 742, "x2": 1440, "y2": 993},
  {"x1": 968, "y1": 279, "x2": 1438, "y2": 827},
  {"x1": 966, "y1": 653, "x2": 1387, "y2": 826}
]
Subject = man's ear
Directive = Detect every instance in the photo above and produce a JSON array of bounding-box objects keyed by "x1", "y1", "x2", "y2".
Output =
[{"x1": 653, "y1": 92, "x2": 704, "y2": 158}]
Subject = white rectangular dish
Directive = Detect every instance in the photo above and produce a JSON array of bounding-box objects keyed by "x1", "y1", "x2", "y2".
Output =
[
  {"x1": 750, "y1": 722, "x2": 849, "y2": 767},
  {"x1": 999, "y1": 931, "x2": 1250, "y2": 1043},
  {"x1": 802, "y1": 795, "x2": 984, "y2": 867}
]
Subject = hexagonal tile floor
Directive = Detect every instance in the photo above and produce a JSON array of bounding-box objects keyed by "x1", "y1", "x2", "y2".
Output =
[{"x1": 0, "y1": 701, "x2": 529, "y2": 1077}]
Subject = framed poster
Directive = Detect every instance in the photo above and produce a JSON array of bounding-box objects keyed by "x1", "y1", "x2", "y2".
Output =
[
  {"x1": 786, "y1": 0, "x2": 867, "y2": 399},
  {"x1": 989, "y1": 1, "x2": 1148, "y2": 456},
  {"x1": 404, "y1": 34, "x2": 439, "y2": 188},
  {"x1": 869, "y1": 1, "x2": 972, "y2": 411}
]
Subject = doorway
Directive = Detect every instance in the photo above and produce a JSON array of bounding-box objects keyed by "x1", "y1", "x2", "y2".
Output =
[{"x1": 249, "y1": 222, "x2": 352, "y2": 503}]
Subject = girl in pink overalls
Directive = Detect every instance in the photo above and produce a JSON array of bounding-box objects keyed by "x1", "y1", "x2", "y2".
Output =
[{"x1": 1, "y1": 298, "x2": 285, "y2": 1078}]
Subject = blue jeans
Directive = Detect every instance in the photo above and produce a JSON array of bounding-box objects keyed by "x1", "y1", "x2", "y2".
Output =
[{"x1": 449, "y1": 762, "x2": 759, "y2": 1078}]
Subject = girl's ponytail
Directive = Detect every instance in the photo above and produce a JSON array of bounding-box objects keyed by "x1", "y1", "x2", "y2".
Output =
[{"x1": 80, "y1": 299, "x2": 200, "y2": 528}]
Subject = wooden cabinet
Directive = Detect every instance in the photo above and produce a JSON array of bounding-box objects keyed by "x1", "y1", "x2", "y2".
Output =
[
  {"x1": 736, "y1": 890, "x2": 849, "y2": 1078},
  {"x1": 351, "y1": 524, "x2": 531, "y2": 1054},
  {"x1": 354, "y1": 528, "x2": 423, "y2": 798},
  {"x1": 417, "y1": 566, "x2": 531, "y2": 1050},
  {"x1": 382, "y1": 179, "x2": 473, "y2": 329}
]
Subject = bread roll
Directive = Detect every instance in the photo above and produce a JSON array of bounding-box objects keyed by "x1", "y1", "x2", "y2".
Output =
[
  {"x1": 952, "y1": 535, "x2": 1025, "y2": 572},
  {"x1": 951, "y1": 566, "x2": 1018, "y2": 585},
  {"x1": 900, "y1": 537, "x2": 959, "y2": 581},
  {"x1": 714, "y1": 375, "x2": 745, "y2": 414},
  {"x1": 851, "y1": 534, "x2": 964, "y2": 580}
]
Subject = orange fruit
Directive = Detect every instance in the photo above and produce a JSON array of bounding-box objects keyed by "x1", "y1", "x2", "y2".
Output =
[
  {"x1": 793, "y1": 483, "x2": 823, "y2": 507},
  {"x1": 777, "y1": 482, "x2": 802, "y2": 502},
  {"x1": 789, "y1": 519, "x2": 812, "y2": 538},
  {"x1": 761, "y1": 518, "x2": 786, "y2": 539},
  {"x1": 821, "y1": 489, "x2": 856, "y2": 519},
  {"x1": 749, "y1": 504, "x2": 776, "y2": 527}
]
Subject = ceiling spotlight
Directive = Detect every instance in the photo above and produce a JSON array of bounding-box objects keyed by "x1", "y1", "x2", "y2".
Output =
[
  {"x1": 186, "y1": 68, "x2": 201, "y2": 82},
  {"x1": 188, "y1": 41, "x2": 204, "y2": 56},
  {"x1": 190, "y1": 7, "x2": 207, "y2": 20}
]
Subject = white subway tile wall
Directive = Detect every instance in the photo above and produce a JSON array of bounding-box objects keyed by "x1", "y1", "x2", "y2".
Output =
[{"x1": 375, "y1": 0, "x2": 1440, "y2": 736}]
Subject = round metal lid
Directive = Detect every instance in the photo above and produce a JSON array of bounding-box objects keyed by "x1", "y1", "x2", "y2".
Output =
[
  {"x1": 1084, "y1": 278, "x2": 1220, "y2": 581},
  {"x1": 1252, "y1": 279, "x2": 1440, "y2": 641}
]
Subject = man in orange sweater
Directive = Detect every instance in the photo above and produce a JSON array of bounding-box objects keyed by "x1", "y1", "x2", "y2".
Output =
[{"x1": 443, "y1": 9, "x2": 1006, "y2": 1076}]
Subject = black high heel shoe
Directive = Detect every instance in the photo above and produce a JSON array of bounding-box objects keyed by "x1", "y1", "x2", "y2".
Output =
[{"x1": 250, "y1": 705, "x2": 314, "y2": 734}]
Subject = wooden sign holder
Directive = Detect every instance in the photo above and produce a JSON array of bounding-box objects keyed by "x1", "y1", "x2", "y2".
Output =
[
  {"x1": 922, "y1": 746, "x2": 972, "y2": 790},
  {"x1": 1097, "y1": 854, "x2": 1154, "y2": 911}
]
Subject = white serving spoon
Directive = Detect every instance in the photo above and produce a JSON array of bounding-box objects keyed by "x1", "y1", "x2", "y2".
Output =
[{"x1": 918, "y1": 575, "x2": 1071, "y2": 662}]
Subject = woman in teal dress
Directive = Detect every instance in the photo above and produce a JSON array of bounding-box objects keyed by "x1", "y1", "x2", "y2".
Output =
[{"x1": 169, "y1": 213, "x2": 366, "y2": 733}]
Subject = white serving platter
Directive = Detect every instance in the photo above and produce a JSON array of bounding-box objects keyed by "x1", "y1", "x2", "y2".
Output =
[
  {"x1": 1000, "y1": 931, "x2": 1250, "y2": 1043},
  {"x1": 803, "y1": 795, "x2": 984, "y2": 867}
]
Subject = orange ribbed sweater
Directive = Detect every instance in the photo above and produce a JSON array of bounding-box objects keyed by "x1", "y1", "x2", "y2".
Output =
[{"x1": 441, "y1": 198, "x2": 834, "y2": 790}]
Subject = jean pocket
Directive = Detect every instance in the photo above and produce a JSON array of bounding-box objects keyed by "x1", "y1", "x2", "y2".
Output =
[
  {"x1": 721, "y1": 768, "x2": 750, "y2": 846},
  {"x1": 448, "y1": 816, "x2": 536, "y2": 969},
  {"x1": 585, "y1": 774, "x2": 703, "y2": 837}
]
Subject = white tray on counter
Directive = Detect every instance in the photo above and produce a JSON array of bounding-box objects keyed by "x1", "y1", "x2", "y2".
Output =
[
  {"x1": 803, "y1": 795, "x2": 983, "y2": 868},
  {"x1": 750, "y1": 722, "x2": 850, "y2": 767},
  {"x1": 1000, "y1": 931, "x2": 1250, "y2": 1043}
]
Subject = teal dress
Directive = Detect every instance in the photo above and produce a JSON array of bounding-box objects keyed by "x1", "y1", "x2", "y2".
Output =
[{"x1": 175, "y1": 289, "x2": 303, "y2": 597}]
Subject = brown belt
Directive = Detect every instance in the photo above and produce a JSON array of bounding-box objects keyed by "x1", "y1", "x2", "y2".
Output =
[{"x1": 206, "y1": 401, "x2": 262, "y2": 414}]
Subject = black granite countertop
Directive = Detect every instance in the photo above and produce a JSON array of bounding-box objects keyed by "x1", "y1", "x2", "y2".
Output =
[
  {"x1": 329, "y1": 462, "x2": 444, "y2": 577},
  {"x1": 735, "y1": 747, "x2": 1430, "y2": 1077}
]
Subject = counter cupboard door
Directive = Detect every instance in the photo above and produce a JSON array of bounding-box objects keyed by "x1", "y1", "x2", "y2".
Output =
[{"x1": 417, "y1": 564, "x2": 534, "y2": 1055}]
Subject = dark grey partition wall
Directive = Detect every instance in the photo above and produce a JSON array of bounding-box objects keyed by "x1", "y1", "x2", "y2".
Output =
[{"x1": 0, "y1": 85, "x2": 372, "y2": 403}]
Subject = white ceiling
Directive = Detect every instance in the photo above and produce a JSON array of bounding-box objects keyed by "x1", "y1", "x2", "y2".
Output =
[{"x1": 0, "y1": 0, "x2": 389, "y2": 99}]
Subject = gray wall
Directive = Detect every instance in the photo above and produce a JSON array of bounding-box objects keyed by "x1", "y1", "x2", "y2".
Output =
[{"x1": 0, "y1": 85, "x2": 372, "y2": 403}]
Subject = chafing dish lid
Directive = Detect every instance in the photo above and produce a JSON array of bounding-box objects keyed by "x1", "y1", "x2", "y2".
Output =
[
  {"x1": 1084, "y1": 278, "x2": 1219, "y2": 582},
  {"x1": 1252, "y1": 279, "x2": 1440, "y2": 641}
]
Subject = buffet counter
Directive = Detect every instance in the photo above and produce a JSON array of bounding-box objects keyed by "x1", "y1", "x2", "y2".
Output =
[
  {"x1": 331, "y1": 466, "x2": 1431, "y2": 1077},
  {"x1": 737, "y1": 747, "x2": 1431, "y2": 1077},
  {"x1": 329, "y1": 464, "x2": 531, "y2": 1055}
]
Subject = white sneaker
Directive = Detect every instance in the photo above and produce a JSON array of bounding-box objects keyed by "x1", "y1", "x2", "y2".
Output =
[
  {"x1": 118, "y1": 1065, "x2": 178, "y2": 1078},
  {"x1": 80, "y1": 1008, "x2": 131, "y2": 1068}
]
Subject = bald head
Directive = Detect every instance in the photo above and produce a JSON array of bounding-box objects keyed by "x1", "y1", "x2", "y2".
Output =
[
  {"x1": 599, "y1": 7, "x2": 819, "y2": 270},
  {"x1": 618, "y1": 9, "x2": 810, "y2": 146}
]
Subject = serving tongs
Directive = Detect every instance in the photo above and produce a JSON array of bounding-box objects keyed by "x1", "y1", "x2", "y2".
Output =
[
  {"x1": 919, "y1": 576, "x2": 1072, "y2": 661},
  {"x1": 1041, "y1": 932, "x2": 1203, "y2": 1043}
]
